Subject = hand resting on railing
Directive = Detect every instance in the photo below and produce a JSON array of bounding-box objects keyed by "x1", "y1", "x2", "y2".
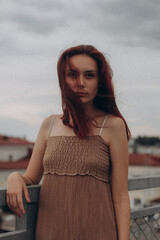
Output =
[{"x1": 6, "y1": 171, "x2": 31, "y2": 218}]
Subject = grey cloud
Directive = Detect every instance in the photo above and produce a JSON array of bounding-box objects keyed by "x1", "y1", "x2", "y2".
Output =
[
  {"x1": 5, "y1": 93, "x2": 61, "y2": 111},
  {"x1": 117, "y1": 89, "x2": 160, "y2": 136},
  {"x1": 1, "y1": 0, "x2": 160, "y2": 50},
  {"x1": 0, "y1": 93, "x2": 61, "y2": 141},
  {"x1": 0, "y1": 116, "x2": 40, "y2": 141},
  {"x1": 11, "y1": 12, "x2": 63, "y2": 35},
  {"x1": 84, "y1": 0, "x2": 160, "y2": 49},
  {"x1": 16, "y1": 0, "x2": 63, "y2": 11},
  {"x1": 1, "y1": 0, "x2": 67, "y2": 35},
  {"x1": 0, "y1": 36, "x2": 15, "y2": 55}
]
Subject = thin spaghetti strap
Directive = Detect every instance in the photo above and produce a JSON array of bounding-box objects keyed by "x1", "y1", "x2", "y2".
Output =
[
  {"x1": 48, "y1": 115, "x2": 56, "y2": 137},
  {"x1": 99, "y1": 115, "x2": 108, "y2": 136}
]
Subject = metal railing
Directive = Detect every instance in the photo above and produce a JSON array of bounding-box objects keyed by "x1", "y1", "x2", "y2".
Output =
[
  {"x1": 0, "y1": 175, "x2": 160, "y2": 239},
  {"x1": 0, "y1": 185, "x2": 40, "y2": 239},
  {"x1": 129, "y1": 176, "x2": 160, "y2": 239}
]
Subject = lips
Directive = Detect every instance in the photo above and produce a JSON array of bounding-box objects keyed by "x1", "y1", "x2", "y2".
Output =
[{"x1": 76, "y1": 92, "x2": 88, "y2": 96}]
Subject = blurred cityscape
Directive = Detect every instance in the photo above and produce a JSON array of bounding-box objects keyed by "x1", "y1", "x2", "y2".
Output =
[{"x1": 0, "y1": 133, "x2": 160, "y2": 234}]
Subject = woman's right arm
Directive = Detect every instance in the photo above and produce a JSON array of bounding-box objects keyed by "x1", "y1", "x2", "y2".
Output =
[{"x1": 6, "y1": 116, "x2": 52, "y2": 218}]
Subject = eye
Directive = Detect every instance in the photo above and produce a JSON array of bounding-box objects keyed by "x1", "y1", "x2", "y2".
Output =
[
  {"x1": 67, "y1": 71, "x2": 77, "y2": 78},
  {"x1": 85, "y1": 73, "x2": 95, "y2": 79}
]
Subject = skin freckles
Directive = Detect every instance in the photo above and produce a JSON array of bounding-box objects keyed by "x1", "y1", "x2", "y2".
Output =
[{"x1": 65, "y1": 54, "x2": 99, "y2": 105}]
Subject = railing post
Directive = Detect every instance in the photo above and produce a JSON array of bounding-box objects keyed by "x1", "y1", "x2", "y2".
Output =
[
  {"x1": 15, "y1": 201, "x2": 38, "y2": 234},
  {"x1": 15, "y1": 185, "x2": 41, "y2": 236},
  {"x1": 0, "y1": 185, "x2": 41, "y2": 240}
]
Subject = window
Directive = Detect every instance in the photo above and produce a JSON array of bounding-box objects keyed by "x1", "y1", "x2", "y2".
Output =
[{"x1": 134, "y1": 198, "x2": 141, "y2": 206}]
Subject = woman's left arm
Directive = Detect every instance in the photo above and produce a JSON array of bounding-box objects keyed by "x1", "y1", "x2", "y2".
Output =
[{"x1": 109, "y1": 117, "x2": 130, "y2": 240}]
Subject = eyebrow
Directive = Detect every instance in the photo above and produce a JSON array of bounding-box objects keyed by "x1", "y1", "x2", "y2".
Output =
[
  {"x1": 67, "y1": 70, "x2": 97, "y2": 72},
  {"x1": 85, "y1": 70, "x2": 97, "y2": 72},
  {"x1": 67, "y1": 69, "x2": 76, "y2": 72}
]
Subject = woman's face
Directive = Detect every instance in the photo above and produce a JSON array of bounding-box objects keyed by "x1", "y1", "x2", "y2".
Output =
[{"x1": 65, "y1": 54, "x2": 99, "y2": 104}]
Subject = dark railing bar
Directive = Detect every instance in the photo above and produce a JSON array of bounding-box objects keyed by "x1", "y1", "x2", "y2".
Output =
[
  {"x1": 131, "y1": 204, "x2": 160, "y2": 219},
  {"x1": 0, "y1": 188, "x2": 7, "y2": 208},
  {"x1": 128, "y1": 175, "x2": 160, "y2": 191},
  {"x1": 0, "y1": 185, "x2": 41, "y2": 207},
  {"x1": 0, "y1": 229, "x2": 34, "y2": 240}
]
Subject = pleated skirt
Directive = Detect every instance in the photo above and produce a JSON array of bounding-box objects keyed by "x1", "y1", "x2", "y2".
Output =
[{"x1": 35, "y1": 174, "x2": 118, "y2": 240}]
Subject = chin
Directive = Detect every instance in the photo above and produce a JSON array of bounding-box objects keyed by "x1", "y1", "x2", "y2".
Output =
[{"x1": 80, "y1": 98, "x2": 94, "y2": 105}]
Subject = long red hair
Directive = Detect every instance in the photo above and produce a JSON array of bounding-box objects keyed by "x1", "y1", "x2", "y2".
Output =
[{"x1": 57, "y1": 45, "x2": 131, "y2": 140}]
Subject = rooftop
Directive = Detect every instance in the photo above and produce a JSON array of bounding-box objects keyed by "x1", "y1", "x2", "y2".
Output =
[
  {"x1": 129, "y1": 153, "x2": 160, "y2": 166},
  {"x1": 0, "y1": 134, "x2": 34, "y2": 145}
]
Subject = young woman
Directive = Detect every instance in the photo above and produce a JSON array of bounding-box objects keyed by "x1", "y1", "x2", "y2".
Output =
[{"x1": 6, "y1": 45, "x2": 131, "y2": 240}]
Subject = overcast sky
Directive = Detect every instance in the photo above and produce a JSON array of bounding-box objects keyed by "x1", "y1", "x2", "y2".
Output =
[{"x1": 0, "y1": 0, "x2": 160, "y2": 141}]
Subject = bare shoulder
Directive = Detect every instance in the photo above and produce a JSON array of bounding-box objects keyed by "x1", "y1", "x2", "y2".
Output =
[
  {"x1": 107, "y1": 115, "x2": 126, "y2": 130},
  {"x1": 102, "y1": 115, "x2": 127, "y2": 146},
  {"x1": 41, "y1": 113, "x2": 62, "y2": 126},
  {"x1": 38, "y1": 114, "x2": 59, "y2": 140},
  {"x1": 41, "y1": 114, "x2": 54, "y2": 130}
]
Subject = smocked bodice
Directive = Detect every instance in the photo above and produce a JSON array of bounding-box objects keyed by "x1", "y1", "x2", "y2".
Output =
[{"x1": 43, "y1": 135, "x2": 111, "y2": 183}]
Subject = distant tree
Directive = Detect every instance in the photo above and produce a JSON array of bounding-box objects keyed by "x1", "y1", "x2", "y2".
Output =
[{"x1": 135, "y1": 136, "x2": 160, "y2": 146}]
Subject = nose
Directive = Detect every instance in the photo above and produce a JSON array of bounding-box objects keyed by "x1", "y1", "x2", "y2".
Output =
[{"x1": 77, "y1": 74, "x2": 85, "y2": 88}]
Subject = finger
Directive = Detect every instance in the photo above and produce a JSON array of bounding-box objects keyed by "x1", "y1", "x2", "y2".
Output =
[
  {"x1": 10, "y1": 205, "x2": 22, "y2": 218},
  {"x1": 6, "y1": 193, "x2": 10, "y2": 206},
  {"x1": 9, "y1": 195, "x2": 21, "y2": 216},
  {"x1": 23, "y1": 185, "x2": 31, "y2": 203},
  {"x1": 17, "y1": 193, "x2": 25, "y2": 214},
  {"x1": 6, "y1": 193, "x2": 13, "y2": 212},
  {"x1": 6, "y1": 194, "x2": 14, "y2": 214},
  {"x1": 10, "y1": 195, "x2": 17, "y2": 208}
]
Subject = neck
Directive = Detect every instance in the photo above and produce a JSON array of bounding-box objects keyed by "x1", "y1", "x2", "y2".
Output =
[{"x1": 82, "y1": 101, "x2": 99, "y2": 118}]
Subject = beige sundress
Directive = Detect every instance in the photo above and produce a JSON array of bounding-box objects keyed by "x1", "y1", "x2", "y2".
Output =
[{"x1": 35, "y1": 115, "x2": 118, "y2": 240}]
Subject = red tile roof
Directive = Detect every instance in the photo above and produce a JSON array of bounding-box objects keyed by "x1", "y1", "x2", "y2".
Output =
[
  {"x1": 0, "y1": 159, "x2": 30, "y2": 170},
  {"x1": 129, "y1": 153, "x2": 160, "y2": 166},
  {"x1": 0, "y1": 134, "x2": 34, "y2": 145},
  {"x1": 150, "y1": 197, "x2": 160, "y2": 203}
]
